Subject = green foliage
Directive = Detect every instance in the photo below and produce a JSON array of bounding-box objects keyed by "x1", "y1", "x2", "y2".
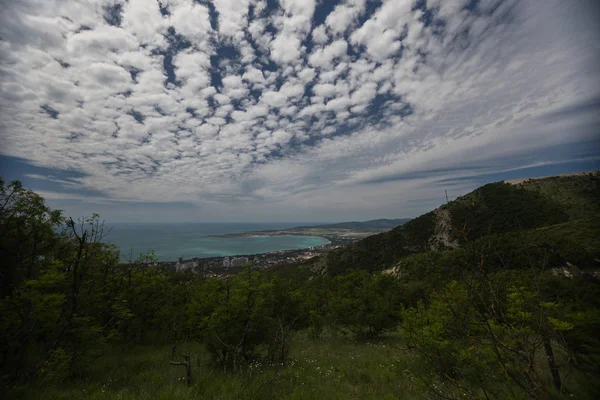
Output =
[
  {"x1": 321, "y1": 211, "x2": 437, "y2": 276},
  {"x1": 400, "y1": 239, "x2": 600, "y2": 399},
  {"x1": 0, "y1": 179, "x2": 185, "y2": 384},
  {"x1": 327, "y1": 271, "x2": 403, "y2": 338},
  {"x1": 310, "y1": 174, "x2": 599, "y2": 276},
  {"x1": 515, "y1": 172, "x2": 600, "y2": 220},
  {"x1": 38, "y1": 348, "x2": 71, "y2": 384},
  {"x1": 2, "y1": 174, "x2": 599, "y2": 399},
  {"x1": 185, "y1": 268, "x2": 303, "y2": 371},
  {"x1": 0, "y1": 178, "x2": 64, "y2": 298},
  {"x1": 307, "y1": 310, "x2": 324, "y2": 339},
  {"x1": 447, "y1": 182, "x2": 570, "y2": 241}
]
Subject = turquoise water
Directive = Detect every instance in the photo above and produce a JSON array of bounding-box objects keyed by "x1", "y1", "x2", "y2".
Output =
[{"x1": 104, "y1": 222, "x2": 330, "y2": 261}]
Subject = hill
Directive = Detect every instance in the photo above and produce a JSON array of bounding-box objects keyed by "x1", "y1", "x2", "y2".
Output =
[{"x1": 307, "y1": 171, "x2": 600, "y2": 276}]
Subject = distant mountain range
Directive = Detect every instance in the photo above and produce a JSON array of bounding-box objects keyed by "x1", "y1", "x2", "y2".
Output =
[
  {"x1": 209, "y1": 218, "x2": 412, "y2": 245},
  {"x1": 292, "y1": 218, "x2": 411, "y2": 232}
]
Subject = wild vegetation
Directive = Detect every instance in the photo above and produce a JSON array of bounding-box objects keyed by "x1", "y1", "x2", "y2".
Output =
[{"x1": 1, "y1": 173, "x2": 599, "y2": 399}]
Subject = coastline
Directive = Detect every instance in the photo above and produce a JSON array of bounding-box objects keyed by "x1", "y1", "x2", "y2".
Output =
[
  {"x1": 127, "y1": 234, "x2": 333, "y2": 263},
  {"x1": 205, "y1": 228, "x2": 375, "y2": 247},
  {"x1": 110, "y1": 221, "x2": 406, "y2": 264},
  {"x1": 156, "y1": 237, "x2": 339, "y2": 272}
]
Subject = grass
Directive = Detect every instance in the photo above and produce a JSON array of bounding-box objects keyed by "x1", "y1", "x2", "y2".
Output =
[
  {"x1": 7, "y1": 331, "x2": 430, "y2": 400},
  {"x1": 7, "y1": 324, "x2": 596, "y2": 399}
]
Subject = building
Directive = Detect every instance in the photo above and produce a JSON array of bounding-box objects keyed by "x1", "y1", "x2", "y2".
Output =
[
  {"x1": 230, "y1": 257, "x2": 249, "y2": 267},
  {"x1": 223, "y1": 257, "x2": 230, "y2": 267},
  {"x1": 175, "y1": 257, "x2": 198, "y2": 272}
]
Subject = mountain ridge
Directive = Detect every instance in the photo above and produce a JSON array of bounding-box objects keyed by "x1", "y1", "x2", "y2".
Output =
[{"x1": 305, "y1": 171, "x2": 600, "y2": 276}]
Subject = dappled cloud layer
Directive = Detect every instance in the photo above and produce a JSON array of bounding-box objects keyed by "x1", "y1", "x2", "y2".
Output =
[{"x1": 1, "y1": 0, "x2": 599, "y2": 220}]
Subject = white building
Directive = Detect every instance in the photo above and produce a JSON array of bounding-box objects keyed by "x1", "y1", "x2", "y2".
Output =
[
  {"x1": 223, "y1": 257, "x2": 230, "y2": 267},
  {"x1": 175, "y1": 258, "x2": 198, "y2": 272},
  {"x1": 230, "y1": 257, "x2": 249, "y2": 267}
]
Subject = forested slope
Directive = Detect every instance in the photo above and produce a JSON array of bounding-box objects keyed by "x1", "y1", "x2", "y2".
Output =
[{"x1": 309, "y1": 171, "x2": 600, "y2": 276}]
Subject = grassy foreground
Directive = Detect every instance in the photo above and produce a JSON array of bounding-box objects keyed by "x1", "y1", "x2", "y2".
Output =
[
  {"x1": 8, "y1": 332, "x2": 432, "y2": 400},
  {"x1": 6, "y1": 332, "x2": 591, "y2": 400}
]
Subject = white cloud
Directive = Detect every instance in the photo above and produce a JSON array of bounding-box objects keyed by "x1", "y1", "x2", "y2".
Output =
[
  {"x1": 279, "y1": 0, "x2": 315, "y2": 34},
  {"x1": 168, "y1": 1, "x2": 213, "y2": 49},
  {"x1": 86, "y1": 62, "x2": 131, "y2": 88},
  {"x1": 349, "y1": 0, "x2": 413, "y2": 61},
  {"x1": 67, "y1": 26, "x2": 139, "y2": 58},
  {"x1": 222, "y1": 75, "x2": 248, "y2": 99},
  {"x1": 351, "y1": 81, "x2": 377, "y2": 104},
  {"x1": 308, "y1": 40, "x2": 348, "y2": 69},
  {"x1": 261, "y1": 90, "x2": 288, "y2": 108},
  {"x1": 213, "y1": 0, "x2": 251, "y2": 38},
  {"x1": 173, "y1": 50, "x2": 212, "y2": 93},
  {"x1": 325, "y1": 0, "x2": 366, "y2": 35},
  {"x1": 122, "y1": 0, "x2": 167, "y2": 46},
  {"x1": 243, "y1": 67, "x2": 266, "y2": 85},
  {"x1": 313, "y1": 83, "x2": 336, "y2": 98},
  {"x1": 270, "y1": 34, "x2": 303, "y2": 64},
  {"x1": 311, "y1": 25, "x2": 329, "y2": 44},
  {"x1": 297, "y1": 67, "x2": 316, "y2": 83}
]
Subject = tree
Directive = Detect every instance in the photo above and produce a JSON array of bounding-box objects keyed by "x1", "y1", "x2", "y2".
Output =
[
  {"x1": 0, "y1": 182, "x2": 123, "y2": 383},
  {"x1": 0, "y1": 178, "x2": 63, "y2": 298},
  {"x1": 328, "y1": 270, "x2": 402, "y2": 338},
  {"x1": 188, "y1": 267, "x2": 277, "y2": 372},
  {"x1": 400, "y1": 232, "x2": 583, "y2": 399}
]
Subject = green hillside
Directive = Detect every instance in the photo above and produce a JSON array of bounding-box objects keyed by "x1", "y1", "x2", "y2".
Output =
[
  {"x1": 3, "y1": 173, "x2": 600, "y2": 400},
  {"x1": 310, "y1": 171, "x2": 600, "y2": 276}
]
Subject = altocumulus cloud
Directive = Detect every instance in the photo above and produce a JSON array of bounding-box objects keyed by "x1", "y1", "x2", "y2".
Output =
[{"x1": 0, "y1": 0, "x2": 599, "y2": 222}]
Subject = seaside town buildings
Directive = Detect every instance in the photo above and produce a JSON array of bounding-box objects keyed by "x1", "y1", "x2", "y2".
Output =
[
  {"x1": 223, "y1": 256, "x2": 249, "y2": 267},
  {"x1": 158, "y1": 243, "x2": 341, "y2": 278},
  {"x1": 222, "y1": 257, "x2": 249, "y2": 267},
  {"x1": 175, "y1": 257, "x2": 198, "y2": 272}
]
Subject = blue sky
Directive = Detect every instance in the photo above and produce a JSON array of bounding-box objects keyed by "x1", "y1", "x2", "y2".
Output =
[{"x1": 0, "y1": 0, "x2": 599, "y2": 223}]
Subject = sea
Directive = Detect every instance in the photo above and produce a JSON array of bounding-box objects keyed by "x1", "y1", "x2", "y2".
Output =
[{"x1": 103, "y1": 222, "x2": 330, "y2": 262}]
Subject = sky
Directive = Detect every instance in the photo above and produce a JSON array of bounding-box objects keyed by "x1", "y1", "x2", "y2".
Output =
[{"x1": 0, "y1": 0, "x2": 599, "y2": 223}]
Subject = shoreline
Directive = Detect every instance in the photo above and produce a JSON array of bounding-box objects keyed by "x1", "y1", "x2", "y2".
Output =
[
  {"x1": 204, "y1": 229, "x2": 375, "y2": 246},
  {"x1": 149, "y1": 234, "x2": 333, "y2": 263},
  {"x1": 111, "y1": 220, "x2": 409, "y2": 264},
  {"x1": 155, "y1": 239, "x2": 341, "y2": 271}
]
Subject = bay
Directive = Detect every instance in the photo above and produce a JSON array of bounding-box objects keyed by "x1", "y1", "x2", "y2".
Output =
[{"x1": 104, "y1": 222, "x2": 330, "y2": 261}]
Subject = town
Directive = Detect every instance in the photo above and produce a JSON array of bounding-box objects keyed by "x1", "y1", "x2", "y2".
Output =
[{"x1": 158, "y1": 242, "x2": 342, "y2": 277}]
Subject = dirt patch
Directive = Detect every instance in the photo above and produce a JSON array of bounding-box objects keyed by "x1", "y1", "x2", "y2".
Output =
[{"x1": 428, "y1": 207, "x2": 459, "y2": 251}]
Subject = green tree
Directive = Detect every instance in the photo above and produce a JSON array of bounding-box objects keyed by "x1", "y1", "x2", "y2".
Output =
[
  {"x1": 400, "y1": 235, "x2": 586, "y2": 399},
  {"x1": 0, "y1": 178, "x2": 63, "y2": 298},
  {"x1": 328, "y1": 270, "x2": 402, "y2": 338},
  {"x1": 188, "y1": 267, "x2": 277, "y2": 372}
]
